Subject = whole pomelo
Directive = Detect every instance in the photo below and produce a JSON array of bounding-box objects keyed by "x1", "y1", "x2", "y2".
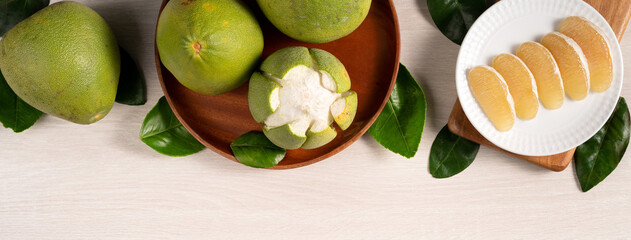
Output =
[
  {"x1": 256, "y1": 0, "x2": 371, "y2": 43},
  {"x1": 0, "y1": 1, "x2": 120, "y2": 124},
  {"x1": 156, "y1": 0, "x2": 264, "y2": 95}
]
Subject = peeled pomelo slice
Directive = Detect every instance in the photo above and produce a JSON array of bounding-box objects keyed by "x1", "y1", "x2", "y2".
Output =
[
  {"x1": 248, "y1": 46, "x2": 357, "y2": 149},
  {"x1": 468, "y1": 66, "x2": 515, "y2": 132},
  {"x1": 492, "y1": 53, "x2": 539, "y2": 120},
  {"x1": 516, "y1": 41, "x2": 565, "y2": 110},
  {"x1": 559, "y1": 16, "x2": 613, "y2": 92},
  {"x1": 541, "y1": 32, "x2": 590, "y2": 101}
]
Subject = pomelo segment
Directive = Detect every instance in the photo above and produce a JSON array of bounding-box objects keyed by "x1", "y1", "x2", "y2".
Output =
[
  {"x1": 516, "y1": 41, "x2": 565, "y2": 110},
  {"x1": 559, "y1": 16, "x2": 613, "y2": 92},
  {"x1": 541, "y1": 32, "x2": 590, "y2": 101},
  {"x1": 492, "y1": 53, "x2": 539, "y2": 120},
  {"x1": 331, "y1": 91, "x2": 358, "y2": 131},
  {"x1": 468, "y1": 66, "x2": 515, "y2": 132}
]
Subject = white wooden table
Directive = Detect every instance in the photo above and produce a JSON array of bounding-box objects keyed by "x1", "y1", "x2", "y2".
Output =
[{"x1": 2, "y1": 0, "x2": 631, "y2": 238}]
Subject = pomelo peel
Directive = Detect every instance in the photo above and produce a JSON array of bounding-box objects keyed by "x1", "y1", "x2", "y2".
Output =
[{"x1": 248, "y1": 47, "x2": 357, "y2": 149}]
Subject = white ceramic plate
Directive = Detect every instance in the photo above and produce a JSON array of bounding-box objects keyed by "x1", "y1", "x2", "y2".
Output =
[{"x1": 456, "y1": 0, "x2": 623, "y2": 156}]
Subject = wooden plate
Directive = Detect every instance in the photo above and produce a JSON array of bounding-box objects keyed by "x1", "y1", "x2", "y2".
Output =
[{"x1": 154, "y1": 0, "x2": 400, "y2": 169}]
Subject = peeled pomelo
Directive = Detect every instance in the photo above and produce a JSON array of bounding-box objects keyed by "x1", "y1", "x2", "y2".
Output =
[
  {"x1": 0, "y1": 2, "x2": 119, "y2": 124},
  {"x1": 248, "y1": 47, "x2": 357, "y2": 149},
  {"x1": 468, "y1": 66, "x2": 515, "y2": 132},
  {"x1": 156, "y1": 0, "x2": 263, "y2": 95},
  {"x1": 516, "y1": 41, "x2": 565, "y2": 110},
  {"x1": 492, "y1": 53, "x2": 539, "y2": 120},
  {"x1": 541, "y1": 32, "x2": 590, "y2": 101},
  {"x1": 256, "y1": 0, "x2": 371, "y2": 43},
  {"x1": 559, "y1": 16, "x2": 613, "y2": 93}
]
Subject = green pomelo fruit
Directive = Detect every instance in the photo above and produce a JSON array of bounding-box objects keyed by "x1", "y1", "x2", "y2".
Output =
[
  {"x1": 0, "y1": 1, "x2": 120, "y2": 124},
  {"x1": 256, "y1": 0, "x2": 372, "y2": 43},
  {"x1": 156, "y1": 0, "x2": 263, "y2": 95},
  {"x1": 248, "y1": 46, "x2": 358, "y2": 150}
]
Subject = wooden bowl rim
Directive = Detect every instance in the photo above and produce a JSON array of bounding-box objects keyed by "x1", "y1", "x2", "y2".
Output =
[{"x1": 154, "y1": 0, "x2": 401, "y2": 169}]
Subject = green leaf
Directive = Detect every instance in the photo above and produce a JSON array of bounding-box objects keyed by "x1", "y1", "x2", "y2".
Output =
[
  {"x1": 0, "y1": 69, "x2": 42, "y2": 132},
  {"x1": 429, "y1": 125, "x2": 480, "y2": 178},
  {"x1": 368, "y1": 64, "x2": 427, "y2": 158},
  {"x1": 0, "y1": 0, "x2": 50, "y2": 36},
  {"x1": 231, "y1": 131, "x2": 286, "y2": 168},
  {"x1": 575, "y1": 97, "x2": 630, "y2": 192},
  {"x1": 427, "y1": 0, "x2": 487, "y2": 45},
  {"x1": 116, "y1": 46, "x2": 147, "y2": 105},
  {"x1": 140, "y1": 96, "x2": 205, "y2": 157}
]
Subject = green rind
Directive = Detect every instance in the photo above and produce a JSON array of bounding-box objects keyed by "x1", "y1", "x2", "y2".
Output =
[
  {"x1": 309, "y1": 48, "x2": 351, "y2": 93},
  {"x1": 256, "y1": 0, "x2": 371, "y2": 43},
  {"x1": 263, "y1": 124, "x2": 307, "y2": 150},
  {"x1": 334, "y1": 91, "x2": 358, "y2": 130},
  {"x1": 248, "y1": 72, "x2": 279, "y2": 123},
  {"x1": 302, "y1": 126, "x2": 337, "y2": 149},
  {"x1": 260, "y1": 46, "x2": 311, "y2": 79},
  {"x1": 0, "y1": 1, "x2": 120, "y2": 124},
  {"x1": 156, "y1": 0, "x2": 263, "y2": 95}
]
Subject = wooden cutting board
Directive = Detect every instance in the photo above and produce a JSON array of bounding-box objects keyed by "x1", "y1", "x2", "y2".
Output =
[{"x1": 447, "y1": 0, "x2": 631, "y2": 171}]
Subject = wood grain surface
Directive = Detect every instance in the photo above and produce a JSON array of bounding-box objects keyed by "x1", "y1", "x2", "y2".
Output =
[
  {"x1": 447, "y1": 0, "x2": 631, "y2": 171},
  {"x1": 1, "y1": 0, "x2": 631, "y2": 239}
]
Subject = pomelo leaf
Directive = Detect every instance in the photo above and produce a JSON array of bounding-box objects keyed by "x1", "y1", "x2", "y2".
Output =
[
  {"x1": 429, "y1": 125, "x2": 480, "y2": 178},
  {"x1": 427, "y1": 0, "x2": 487, "y2": 45},
  {"x1": 116, "y1": 46, "x2": 147, "y2": 105},
  {"x1": 0, "y1": 69, "x2": 42, "y2": 132},
  {"x1": 140, "y1": 96, "x2": 205, "y2": 157},
  {"x1": 575, "y1": 97, "x2": 630, "y2": 192},
  {"x1": 231, "y1": 131, "x2": 286, "y2": 168},
  {"x1": 368, "y1": 64, "x2": 426, "y2": 158},
  {"x1": 0, "y1": 0, "x2": 50, "y2": 36}
]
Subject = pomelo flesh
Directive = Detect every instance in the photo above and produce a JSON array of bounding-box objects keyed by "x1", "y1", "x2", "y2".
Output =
[
  {"x1": 541, "y1": 32, "x2": 590, "y2": 101},
  {"x1": 559, "y1": 16, "x2": 613, "y2": 93},
  {"x1": 516, "y1": 42, "x2": 565, "y2": 110},
  {"x1": 492, "y1": 53, "x2": 539, "y2": 120},
  {"x1": 468, "y1": 66, "x2": 515, "y2": 132}
]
